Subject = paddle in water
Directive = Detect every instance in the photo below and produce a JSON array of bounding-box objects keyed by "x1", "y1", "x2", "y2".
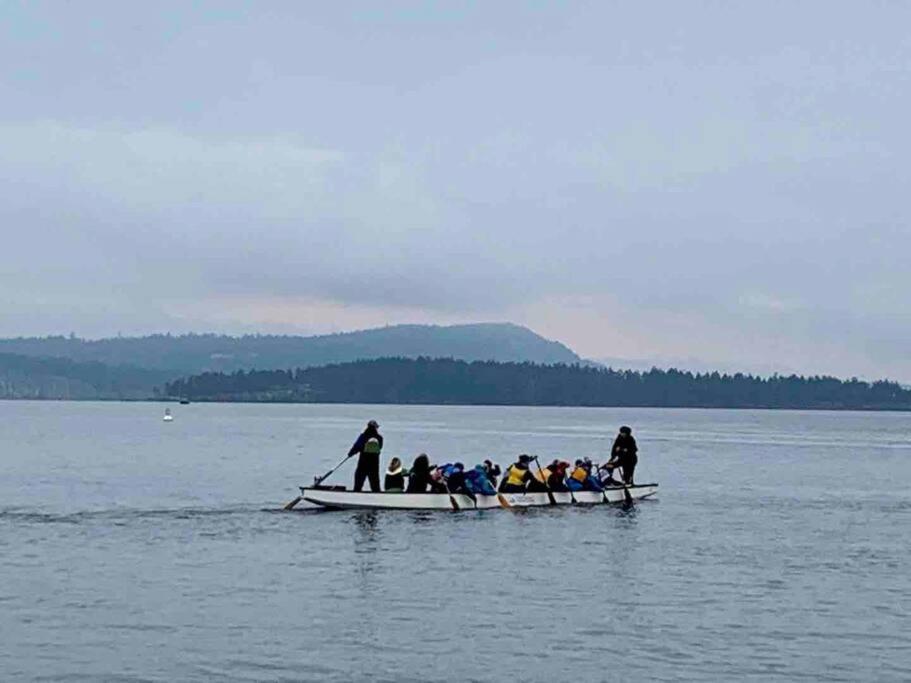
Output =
[
  {"x1": 599, "y1": 459, "x2": 633, "y2": 505},
  {"x1": 621, "y1": 476, "x2": 633, "y2": 505},
  {"x1": 284, "y1": 452, "x2": 356, "y2": 510},
  {"x1": 533, "y1": 456, "x2": 557, "y2": 505}
]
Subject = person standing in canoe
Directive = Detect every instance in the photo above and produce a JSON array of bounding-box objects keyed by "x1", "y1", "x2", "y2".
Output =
[
  {"x1": 610, "y1": 425, "x2": 638, "y2": 485},
  {"x1": 349, "y1": 420, "x2": 383, "y2": 492}
]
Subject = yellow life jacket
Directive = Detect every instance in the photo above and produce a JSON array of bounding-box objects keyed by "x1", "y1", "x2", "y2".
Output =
[
  {"x1": 571, "y1": 466, "x2": 588, "y2": 482},
  {"x1": 363, "y1": 438, "x2": 382, "y2": 455},
  {"x1": 505, "y1": 464, "x2": 528, "y2": 487}
]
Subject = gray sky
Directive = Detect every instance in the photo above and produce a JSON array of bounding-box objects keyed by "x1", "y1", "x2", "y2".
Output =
[{"x1": 2, "y1": 1, "x2": 909, "y2": 380}]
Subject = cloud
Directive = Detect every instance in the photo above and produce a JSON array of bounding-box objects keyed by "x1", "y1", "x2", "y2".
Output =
[{"x1": 1, "y1": 2, "x2": 911, "y2": 380}]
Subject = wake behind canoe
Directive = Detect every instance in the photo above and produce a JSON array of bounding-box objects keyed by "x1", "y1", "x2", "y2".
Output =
[{"x1": 299, "y1": 484, "x2": 658, "y2": 511}]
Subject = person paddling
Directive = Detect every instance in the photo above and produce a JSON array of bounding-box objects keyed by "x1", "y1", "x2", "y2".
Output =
[
  {"x1": 610, "y1": 425, "x2": 638, "y2": 485},
  {"x1": 568, "y1": 458, "x2": 603, "y2": 492},
  {"x1": 499, "y1": 454, "x2": 533, "y2": 493},
  {"x1": 349, "y1": 419, "x2": 383, "y2": 492},
  {"x1": 527, "y1": 460, "x2": 552, "y2": 492},
  {"x1": 482, "y1": 460, "x2": 502, "y2": 488},
  {"x1": 406, "y1": 453, "x2": 433, "y2": 493},
  {"x1": 443, "y1": 462, "x2": 468, "y2": 494},
  {"x1": 546, "y1": 460, "x2": 570, "y2": 492},
  {"x1": 465, "y1": 464, "x2": 497, "y2": 495}
]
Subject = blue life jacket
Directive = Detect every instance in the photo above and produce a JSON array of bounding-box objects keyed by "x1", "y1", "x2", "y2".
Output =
[
  {"x1": 464, "y1": 467, "x2": 496, "y2": 495},
  {"x1": 586, "y1": 475, "x2": 604, "y2": 492},
  {"x1": 567, "y1": 471, "x2": 604, "y2": 492}
]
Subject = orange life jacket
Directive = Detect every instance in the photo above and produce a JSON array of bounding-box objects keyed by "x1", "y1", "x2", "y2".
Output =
[
  {"x1": 571, "y1": 466, "x2": 588, "y2": 483},
  {"x1": 532, "y1": 467, "x2": 552, "y2": 483}
]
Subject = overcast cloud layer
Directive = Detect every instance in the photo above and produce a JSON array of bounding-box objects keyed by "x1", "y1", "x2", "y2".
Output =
[{"x1": 1, "y1": 1, "x2": 909, "y2": 379}]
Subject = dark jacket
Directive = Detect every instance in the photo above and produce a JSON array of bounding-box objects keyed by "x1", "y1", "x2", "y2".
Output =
[
  {"x1": 446, "y1": 469, "x2": 468, "y2": 494},
  {"x1": 406, "y1": 454, "x2": 432, "y2": 493},
  {"x1": 611, "y1": 433, "x2": 638, "y2": 464},
  {"x1": 483, "y1": 462, "x2": 502, "y2": 487},
  {"x1": 547, "y1": 470, "x2": 569, "y2": 492},
  {"x1": 349, "y1": 427, "x2": 383, "y2": 457},
  {"x1": 384, "y1": 470, "x2": 407, "y2": 491}
]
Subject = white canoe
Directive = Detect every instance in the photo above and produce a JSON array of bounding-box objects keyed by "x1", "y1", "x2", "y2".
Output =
[{"x1": 300, "y1": 484, "x2": 658, "y2": 511}]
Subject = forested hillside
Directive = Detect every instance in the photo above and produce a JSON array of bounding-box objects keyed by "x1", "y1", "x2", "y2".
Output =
[
  {"x1": 163, "y1": 357, "x2": 911, "y2": 410},
  {"x1": 0, "y1": 353, "x2": 172, "y2": 400},
  {"x1": 0, "y1": 323, "x2": 580, "y2": 373}
]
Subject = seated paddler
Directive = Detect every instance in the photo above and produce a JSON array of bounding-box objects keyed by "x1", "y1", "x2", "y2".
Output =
[
  {"x1": 499, "y1": 454, "x2": 533, "y2": 493},
  {"x1": 384, "y1": 457, "x2": 409, "y2": 493},
  {"x1": 482, "y1": 459, "x2": 502, "y2": 488},
  {"x1": 406, "y1": 453, "x2": 432, "y2": 493},
  {"x1": 464, "y1": 464, "x2": 497, "y2": 495},
  {"x1": 443, "y1": 462, "x2": 468, "y2": 494},
  {"x1": 428, "y1": 465, "x2": 449, "y2": 493},
  {"x1": 527, "y1": 458, "x2": 570, "y2": 492},
  {"x1": 546, "y1": 460, "x2": 570, "y2": 492},
  {"x1": 567, "y1": 458, "x2": 603, "y2": 492},
  {"x1": 598, "y1": 458, "x2": 620, "y2": 486},
  {"x1": 527, "y1": 459, "x2": 551, "y2": 492}
]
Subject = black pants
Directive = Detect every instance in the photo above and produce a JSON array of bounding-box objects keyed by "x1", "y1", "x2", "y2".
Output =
[
  {"x1": 621, "y1": 459, "x2": 636, "y2": 485},
  {"x1": 354, "y1": 453, "x2": 381, "y2": 492}
]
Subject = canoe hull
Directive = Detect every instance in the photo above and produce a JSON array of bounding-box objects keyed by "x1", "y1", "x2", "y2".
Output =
[{"x1": 299, "y1": 484, "x2": 658, "y2": 511}]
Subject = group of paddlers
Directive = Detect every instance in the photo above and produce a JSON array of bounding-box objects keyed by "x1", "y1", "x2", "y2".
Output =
[{"x1": 346, "y1": 420, "x2": 639, "y2": 495}]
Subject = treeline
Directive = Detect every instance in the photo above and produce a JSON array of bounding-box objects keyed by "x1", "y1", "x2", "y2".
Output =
[
  {"x1": 163, "y1": 357, "x2": 911, "y2": 410},
  {"x1": 0, "y1": 353, "x2": 172, "y2": 400}
]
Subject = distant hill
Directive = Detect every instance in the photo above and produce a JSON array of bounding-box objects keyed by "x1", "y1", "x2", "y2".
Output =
[
  {"x1": 164, "y1": 357, "x2": 911, "y2": 410},
  {"x1": 0, "y1": 353, "x2": 172, "y2": 400},
  {"x1": 0, "y1": 323, "x2": 581, "y2": 375}
]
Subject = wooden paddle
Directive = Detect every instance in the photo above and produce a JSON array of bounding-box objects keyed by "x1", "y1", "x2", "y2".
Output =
[
  {"x1": 606, "y1": 465, "x2": 634, "y2": 505},
  {"x1": 533, "y1": 456, "x2": 558, "y2": 505},
  {"x1": 442, "y1": 475, "x2": 468, "y2": 511},
  {"x1": 620, "y1": 466, "x2": 634, "y2": 504},
  {"x1": 493, "y1": 465, "x2": 516, "y2": 508},
  {"x1": 284, "y1": 452, "x2": 356, "y2": 510}
]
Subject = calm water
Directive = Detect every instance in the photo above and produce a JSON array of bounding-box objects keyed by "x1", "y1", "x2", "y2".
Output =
[{"x1": 1, "y1": 401, "x2": 909, "y2": 682}]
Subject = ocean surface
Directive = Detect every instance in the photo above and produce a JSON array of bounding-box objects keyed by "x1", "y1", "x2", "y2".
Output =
[{"x1": 1, "y1": 401, "x2": 909, "y2": 682}]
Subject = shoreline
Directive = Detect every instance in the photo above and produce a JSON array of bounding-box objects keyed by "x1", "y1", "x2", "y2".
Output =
[{"x1": 2, "y1": 396, "x2": 910, "y2": 412}]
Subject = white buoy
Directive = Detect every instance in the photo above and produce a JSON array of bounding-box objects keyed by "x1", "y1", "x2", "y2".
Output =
[{"x1": 163, "y1": 408, "x2": 173, "y2": 422}]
